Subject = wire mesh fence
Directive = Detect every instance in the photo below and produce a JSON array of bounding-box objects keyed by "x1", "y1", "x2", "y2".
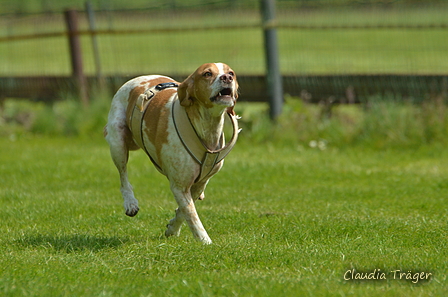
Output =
[{"x1": 0, "y1": 0, "x2": 447, "y2": 103}]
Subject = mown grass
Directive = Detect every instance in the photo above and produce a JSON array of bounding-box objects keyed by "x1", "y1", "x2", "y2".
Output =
[
  {"x1": 2, "y1": 3, "x2": 447, "y2": 294},
  {"x1": 1, "y1": 95, "x2": 448, "y2": 295},
  {"x1": 1, "y1": 6, "x2": 448, "y2": 75},
  {"x1": 1, "y1": 132, "x2": 447, "y2": 296}
]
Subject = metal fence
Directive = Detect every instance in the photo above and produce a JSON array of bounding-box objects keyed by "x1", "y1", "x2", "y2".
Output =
[{"x1": 1, "y1": 0, "x2": 447, "y2": 104}]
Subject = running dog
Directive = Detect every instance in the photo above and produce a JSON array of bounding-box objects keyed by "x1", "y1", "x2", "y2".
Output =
[{"x1": 104, "y1": 63, "x2": 239, "y2": 244}]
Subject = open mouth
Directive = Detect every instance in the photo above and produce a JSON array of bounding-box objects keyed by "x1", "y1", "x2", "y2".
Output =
[{"x1": 211, "y1": 88, "x2": 233, "y2": 102}]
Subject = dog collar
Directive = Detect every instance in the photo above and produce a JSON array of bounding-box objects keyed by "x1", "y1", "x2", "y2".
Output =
[{"x1": 172, "y1": 99, "x2": 239, "y2": 183}]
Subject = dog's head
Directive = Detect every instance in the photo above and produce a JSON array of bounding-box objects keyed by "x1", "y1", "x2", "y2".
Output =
[{"x1": 178, "y1": 63, "x2": 238, "y2": 113}]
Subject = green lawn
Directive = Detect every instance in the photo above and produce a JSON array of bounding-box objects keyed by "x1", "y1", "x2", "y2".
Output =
[
  {"x1": 0, "y1": 136, "x2": 447, "y2": 296},
  {"x1": 1, "y1": 6, "x2": 448, "y2": 76}
]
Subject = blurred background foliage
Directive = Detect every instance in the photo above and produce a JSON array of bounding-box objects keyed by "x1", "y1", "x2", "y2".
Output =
[
  {"x1": 1, "y1": 0, "x2": 447, "y2": 149},
  {"x1": 1, "y1": 0, "x2": 447, "y2": 14}
]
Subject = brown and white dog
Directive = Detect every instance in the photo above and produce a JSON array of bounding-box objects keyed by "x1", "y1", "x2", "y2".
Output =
[{"x1": 104, "y1": 63, "x2": 239, "y2": 244}]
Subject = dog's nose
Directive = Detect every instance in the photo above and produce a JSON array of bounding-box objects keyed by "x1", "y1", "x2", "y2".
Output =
[{"x1": 220, "y1": 74, "x2": 233, "y2": 84}]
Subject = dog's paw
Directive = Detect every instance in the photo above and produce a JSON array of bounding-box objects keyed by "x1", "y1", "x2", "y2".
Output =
[
  {"x1": 199, "y1": 236, "x2": 212, "y2": 245},
  {"x1": 165, "y1": 225, "x2": 180, "y2": 237},
  {"x1": 124, "y1": 199, "x2": 139, "y2": 217},
  {"x1": 125, "y1": 207, "x2": 139, "y2": 217},
  {"x1": 165, "y1": 222, "x2": 182, "y2": 237}
]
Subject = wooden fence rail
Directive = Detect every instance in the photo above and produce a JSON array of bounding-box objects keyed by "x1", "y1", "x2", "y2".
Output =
[
  {"x1": 1, "y1": 74, "x2": 446, "y2": 105},
  {"x1": 1, "y1": 3, "x2": 447, "y2": 109}
]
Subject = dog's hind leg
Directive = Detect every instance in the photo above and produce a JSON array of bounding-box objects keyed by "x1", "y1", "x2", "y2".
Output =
[
  {"x1": 105, "y1": 123, "x2": 140, "y2": 217},
  {"x1": 165, "y1": 207, "x2": 184, "y2": 238}
]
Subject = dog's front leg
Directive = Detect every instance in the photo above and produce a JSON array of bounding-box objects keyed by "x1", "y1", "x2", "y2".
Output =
[{"x1": 166, "y1": 185, "x2": 212, "y2": 244}]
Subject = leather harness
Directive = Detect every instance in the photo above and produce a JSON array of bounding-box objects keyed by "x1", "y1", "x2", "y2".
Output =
[{"x1": 128, "y1": 82, "x2": 239, "y2": 183}]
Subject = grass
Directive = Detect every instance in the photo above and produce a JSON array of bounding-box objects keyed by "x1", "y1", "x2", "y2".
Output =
[
  {"x1": 2, "y1": 91, "x2": 448, "y2": 147},
  {"x1": 1, "y1": 5, "x2": 448, "y2": 75},
  {"x1": 236, "y1": 95, "x2": 448, "y2": 149},
  {"x1": 1, "y1": 96, "x2": 448, "y2": 296},
  {"x1": 0, "y1": 133, "x2": 447, "y2": 296},
  {"x1": 1, "y1": 3, "x2": 448, "y2": 293}
]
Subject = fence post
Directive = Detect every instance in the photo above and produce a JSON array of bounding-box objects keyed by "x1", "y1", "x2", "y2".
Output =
[
  {"x1": 64, "y1": 9, "x2": 89, "y2": 107},
  {"x1": 261, "y1": 0, "x2": 283, "y2": 120},
  {"x1": 85, "y1": 1, "x2": 105, "y2": 90}
]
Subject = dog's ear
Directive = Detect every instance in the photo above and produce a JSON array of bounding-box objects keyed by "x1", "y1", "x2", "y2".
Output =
[
  {"x1": 226, "y1": 77, "x2": 238, "y2": 115},
  {"x1": 178, "y1": 76, "x2": 194, "y2": 107},
  {"x1": 233, "y1": 74, "x2": 239, "y2": 100}
]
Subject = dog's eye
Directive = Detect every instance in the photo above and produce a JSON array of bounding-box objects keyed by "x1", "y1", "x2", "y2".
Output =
[
  {"x1": 203, "y1": 71, "x2": 212, "y2": 77},
  {"x1": 229, "y1": 71, "x2": 234, "y2": 77}
]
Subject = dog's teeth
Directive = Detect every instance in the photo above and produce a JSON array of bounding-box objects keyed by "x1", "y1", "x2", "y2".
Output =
[{"x1": 218, "y1": 92, "x2": 222, "y2": 96}]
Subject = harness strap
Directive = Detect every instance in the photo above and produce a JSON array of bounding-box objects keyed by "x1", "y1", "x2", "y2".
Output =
[
  {"x1": 172, "y1": 99, "x2": 239, "y2": 183},
  {"x1": 128, "y1": 82, "x2": 239, "y2": 184},
  {"x1": 156, "y1": 82, "x2": 179, "y2": 90},
  {"x1": 128, "y1": 83, "x2": 179, "y2": 174}
]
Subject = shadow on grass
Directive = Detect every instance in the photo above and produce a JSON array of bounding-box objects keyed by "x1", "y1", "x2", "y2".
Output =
[{"x1": 15, "y1": 234, "x2": 129, "y2": 253}]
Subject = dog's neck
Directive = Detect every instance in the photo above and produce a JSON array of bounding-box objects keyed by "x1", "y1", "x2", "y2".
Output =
[{"x1": 186, "y1": 104, "x2": 227, "y2": 150}]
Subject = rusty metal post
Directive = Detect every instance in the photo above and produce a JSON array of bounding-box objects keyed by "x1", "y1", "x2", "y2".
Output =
[
  {"x1": 64, "y1": 9, "x2": 89, "y2": 106},
  {"x1": 261, "y1": 0, "x2": 283, "y2": 120},
  {"x1": 85, "y1": 1, "x2": 105, "y2": 90}
]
